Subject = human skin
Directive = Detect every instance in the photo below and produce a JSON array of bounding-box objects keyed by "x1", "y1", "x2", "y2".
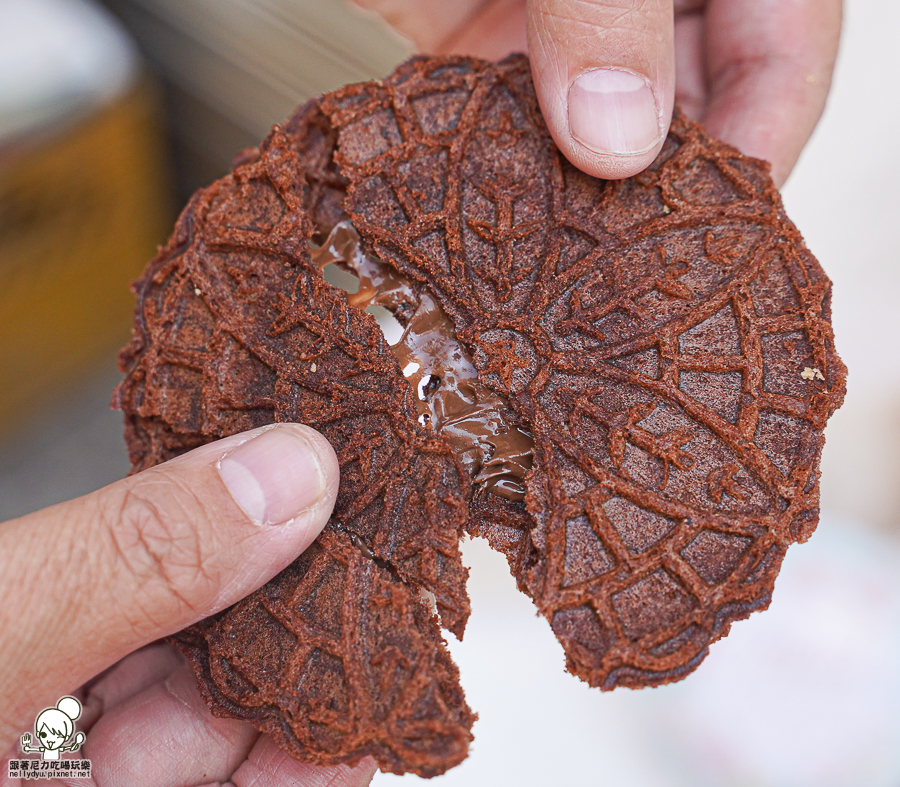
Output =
[
  {"x1": 354, "y1": 0, "x2": 842, "y2": 186},
  {"x1": 0, "y1": 3, "x2": 841, "y2": 784},
  {"x1": 0, "y1": 424, "x2": 375, "y2": 786}
]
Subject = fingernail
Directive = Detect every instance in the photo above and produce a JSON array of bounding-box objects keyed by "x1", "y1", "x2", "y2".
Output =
[
  {"x1": 568, "y1": 69, "x2": 661, "y2": 155},
  {"x1": 218, "y1": 427, "x2": 326, "y2": 525}
]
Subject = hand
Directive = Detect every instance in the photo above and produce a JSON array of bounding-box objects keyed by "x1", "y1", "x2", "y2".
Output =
[
  {"x1": 0, "y1": 424, "x2": 375, "y2": 786},
  {"x1": 355, "y1": 0, "x2": 841, "y2": 186}
]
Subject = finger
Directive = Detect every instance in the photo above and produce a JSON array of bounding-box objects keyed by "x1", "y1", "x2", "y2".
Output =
[
  {"x1": 0, "y1": 423, "x2": 339, "y2": 747},
  {"x1": 434, "y1": 0, "x2": 527, "y2": 59},
  {"x1": 527, "y1": 0, "x2": 675, "y2": 178},
  {"x1": 701, "y1": 0, "x2": 841, "y2": 186},
  {"x1": 84, "y1": 661, "x2": 376, "y2": 787},
  {"x1": 673, "y1": 9, "x2": 706, "y2": 120},
  {"x1": 84, "y1": 662, "x2": 257, "y2": 787},
  {"x1": 79, "y1": 643, "x2": 184, "y2": 732},
  {"x1": 231, "y1": 736, "x2": 378, "y2": 787},
  {"x1": 351, "y1": 0, "x2": 484, "y2": 52},
  {"x1": 352, "y1": 0, "x2": 526, "y2": 59}
]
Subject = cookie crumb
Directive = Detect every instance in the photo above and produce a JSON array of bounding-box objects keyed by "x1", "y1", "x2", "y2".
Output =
[
  {"x1": 194, "y1": 287, "x2": 201, "y2": 296},
  {"x1": 801, "y1": 367, "x2": 825, "y2": 381},
  {"x1": 310, "y1": 362, "x2": 317, "y2": 372}
]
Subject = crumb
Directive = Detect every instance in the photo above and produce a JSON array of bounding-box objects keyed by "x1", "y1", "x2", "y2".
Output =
[
  {"x1": 194, "y1": 288, "x2": 201, "y2": 296},
  {"x1": 801, "y1": 367, "x2": 825, "y2": 381},
  {"x1": 310, "y1": 363, "x2": 317, "y2": 372}
]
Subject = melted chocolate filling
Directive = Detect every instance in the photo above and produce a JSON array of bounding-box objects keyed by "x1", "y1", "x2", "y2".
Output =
[{"x1": 311, "y1": 220, "x2": 533, "y2": 502}]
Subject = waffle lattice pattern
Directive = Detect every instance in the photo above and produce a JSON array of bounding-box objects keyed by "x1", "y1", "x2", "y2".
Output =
[
  {"x1": 116, "y1": 54, "x2": 845, "y2": 774},
  {"x1": 318, "y1": 55, "x2": 845, "y2": 688},
  {"x1": 115, "y1": 87, "x2": 475, "y2": 775}
]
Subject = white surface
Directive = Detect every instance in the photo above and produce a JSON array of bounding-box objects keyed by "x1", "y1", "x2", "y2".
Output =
[
  {"x1": 781, "y1": 0, "x2": 900, "y2": 393},
  {"x1": 375, "y1": 516, "x2": 900, "y2": 786},
  {"x1": 780, "y1": 0, "x2": 900, "y2": 525},
  {"x1": 0, "y1": 0, "x2": 137, "y2": 142}
]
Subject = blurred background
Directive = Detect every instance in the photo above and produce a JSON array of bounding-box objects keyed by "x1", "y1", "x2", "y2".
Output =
[{"x1": 1, "y1": 0, "x2": 898, "y2": 784}]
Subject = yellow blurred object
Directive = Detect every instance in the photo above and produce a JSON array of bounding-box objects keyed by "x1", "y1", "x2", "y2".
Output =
[{"x1": 0, "y1": 79, "x2": 170, "y2": 428}]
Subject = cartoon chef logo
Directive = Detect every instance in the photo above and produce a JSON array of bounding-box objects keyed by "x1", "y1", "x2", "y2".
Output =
[{"x1": 20, "y1": 696, "x2": 85, "y2": 760}]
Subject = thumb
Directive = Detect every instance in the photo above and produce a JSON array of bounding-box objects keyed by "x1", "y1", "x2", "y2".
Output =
[
  {"x1": 0, "y1": 423, "x2": 339, "y2": 744},
  {"x1": 527, "y1": 0, "x2": 675, "y2": 179}
]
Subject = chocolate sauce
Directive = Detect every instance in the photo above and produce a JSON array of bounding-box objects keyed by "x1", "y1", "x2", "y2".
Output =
[{"x1": 311, "y1": 220, "x2": 533, "y2": 502}]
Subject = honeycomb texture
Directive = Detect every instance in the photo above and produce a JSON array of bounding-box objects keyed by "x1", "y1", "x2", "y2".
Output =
[{"x1": 115, "y1": 54, "x2": 846, "y2": 774}]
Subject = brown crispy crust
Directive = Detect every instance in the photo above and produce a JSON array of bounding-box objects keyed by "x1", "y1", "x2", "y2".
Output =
[
  {"x1": 174, "y1": 529, "x2": 474, "y2": 778},
  {"x1": 115, "y1": 54, "x2": 846, "y2": 774},
  {"x1": 114, "y1": 92, "x2": 474, "y2": 776},
  {"x1": 322, "y1": 54, "x2": 845, "y2": 687}
]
